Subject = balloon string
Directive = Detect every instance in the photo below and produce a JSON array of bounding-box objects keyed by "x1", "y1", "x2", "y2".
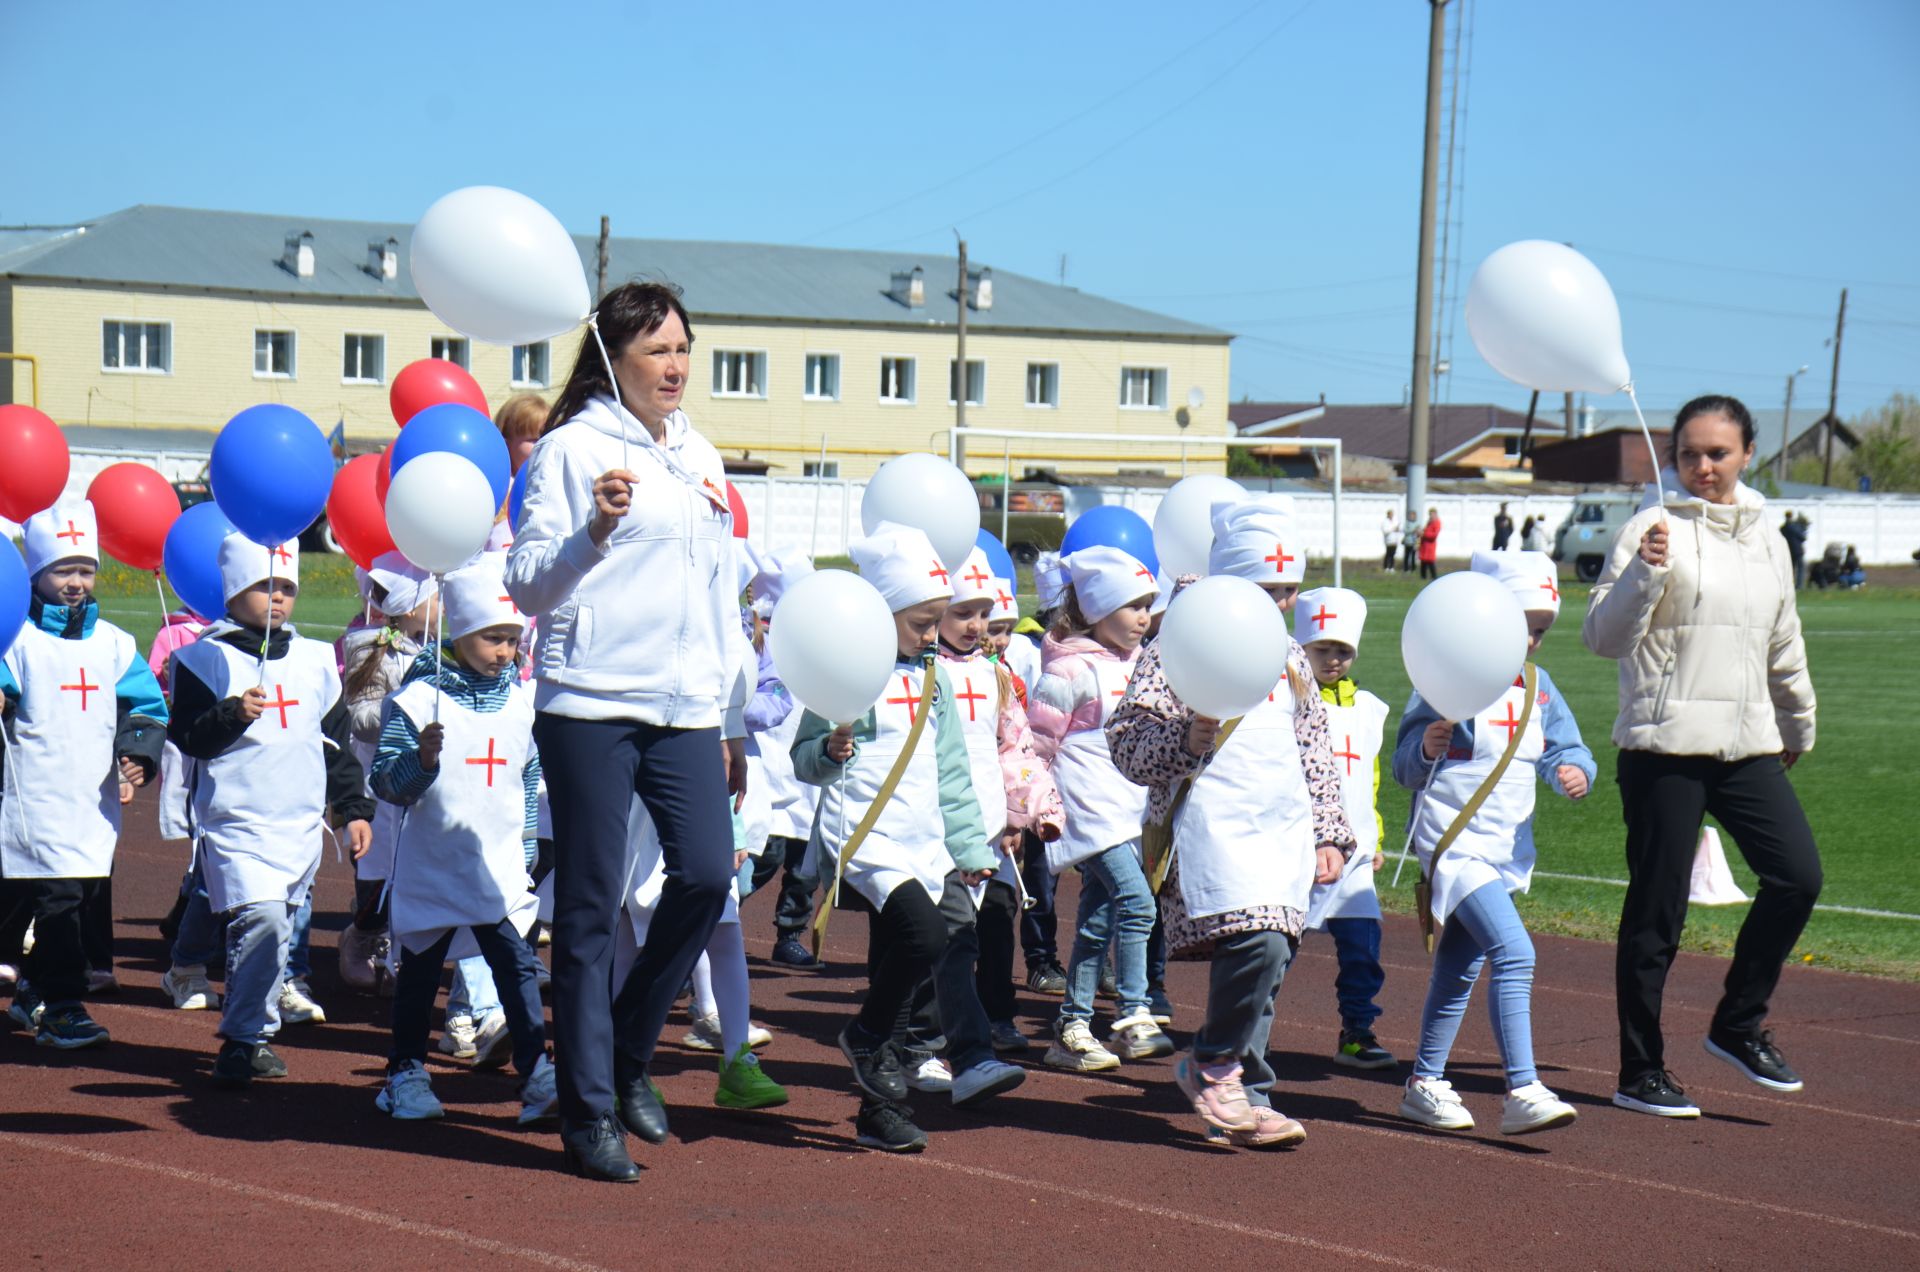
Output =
[
  {"x1": 152, "y1": 570, "x2": 171, "y2": 648},
  {"x1": 1626, "y1": 384, "x2": 1670, "y2": 517},
  {"x1": 1389, "y1": 754, "x2": 1443, "y2": 890},
  {"x1": 586, "y1": 316, "x2": 631, "y2": 477},
  {"x1": 256, "y1": 550, "x2": 275, "y2": 688},
  {"x1": 431, "y1": 579, "x2": 443, "y2": 724}
]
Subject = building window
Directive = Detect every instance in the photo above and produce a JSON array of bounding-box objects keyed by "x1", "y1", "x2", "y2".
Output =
[
  {"x1": 948, "y1": 359, "x2": 985, "y2": 407},
  {"x1": 512, "y1": 341, "x2": 550, "y2": 387},
  {"x1": 254, "y1": 329, "x2": 296, "y2": 379},
  {"x1": 1025, "y1": 361, "x2": 1059, "y2": 408},
  {"x1": 342, "y1": 333, "x2": 385, "y2": 384},
  {"x1": 431, "y1": 335, "x2": 470, "y2": 368},
  {"x1": 1119, "y1": 366, "x2": 1168, "y2": 409},
  {"x1": 879, "y1": 356, "x2": 916, "y2": 404},
  {"x1": 101, "y1": 320, "x2": 171, "y2": 373},
  {"x1": 711, "y1": 349, "x2": 767, "y2": 398},
  {"x1": 803, "y1": 460, "x2": 841, "y2": 479},
  {"x1": 804, "y1": 353, "x2": 841, "y2": 402}
]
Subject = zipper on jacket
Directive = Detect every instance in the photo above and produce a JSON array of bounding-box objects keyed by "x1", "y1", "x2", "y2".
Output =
[{"x1": 1652, "y1": 653, "x2": 1677, "y2": 723}]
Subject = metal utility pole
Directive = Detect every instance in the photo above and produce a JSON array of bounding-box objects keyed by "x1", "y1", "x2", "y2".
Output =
[
  {"x1": 1563, "y1": 392, "x2": 1575, "y2": 439},
  {"x1": 1820, "y1": 287, "x2": 1847, "y2": 487},
  {"x1": 595, "y1": 216, "x2": 610, "y2": 302},
  {"x1": 1404, "y1": 0, "x2": 1450, "y2": 527},
  {"x1": 1777, "y1": 365, "x2": 1807, "y2": 483},
  {"x1": 954, "y1": 238, "x2": 969, "y2": 473}
]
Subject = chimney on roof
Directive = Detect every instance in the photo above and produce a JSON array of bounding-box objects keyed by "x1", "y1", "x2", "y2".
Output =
[
  {"x1": 282, "y1": 231, "x2": 315, "y2": 279},
  {"x1": 889, "y1": 266, "x2": 925, "y2": 309},
  {"x1": 367, "y1": 236, "x2": 398, "y2": 281}
]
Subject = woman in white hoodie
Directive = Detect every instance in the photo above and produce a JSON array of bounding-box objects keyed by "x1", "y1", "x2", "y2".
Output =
[
  {"x1": 506, "y1": 282, "x2": 748, "y2": 1183},
  {"x1": 1584, "y1": 395, "x2": 1820, "y2": 1120}
]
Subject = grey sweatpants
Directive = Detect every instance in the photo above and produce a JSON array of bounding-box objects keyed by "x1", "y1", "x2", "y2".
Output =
[{"x1": 1191, "y1": 929, "x2": 1295, "y2": 1109}]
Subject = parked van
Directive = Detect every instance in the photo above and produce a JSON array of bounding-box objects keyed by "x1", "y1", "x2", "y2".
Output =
[{"x1": 1553, "y1": 492, "x2": 1639, "y2": 582}]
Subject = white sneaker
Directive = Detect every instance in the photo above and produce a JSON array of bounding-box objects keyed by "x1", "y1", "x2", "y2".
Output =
[
  {"x1": 0, "y1": 964, "x2": 15, "y2": 992},
  {"x1": 439, "y1": 1013, "x2": 478, "y2": 1058},
  {"x1": 337, "y1": 923, "x2": 381, "y2": 993},
  {"x1": 163, "y1": 964, "x2": 221, "y2": 1011},
  {"x1": 375, "y1": 1061, "x2": 445, "y2": 1120},
  {"x1": 472, "y1": 1010, "x2": 512, "y2": 1070},
  {"x1": 1501, "y1": 1081, "x2": 1578, "y2": 1135},
  {"x1": 20, "y1": 920, "x2": 33, "y2": 954},
  {"x1": 1044, "y1": 1019, "x2": 1121, "y2": 1073},
  {"x1": 1399, "y1": 1076, "x2": 1474, "y2": 1130},
  {"x1": 277, "y1": 978, "x2": 325, "y2": 1025},
  {"x1": 1108, "y1": 1011, "x2": 1175, "y2": 1060},
  {"x1": 518, "y1": 1053, "x2": 558, "y2": 1125},
  {"x1": 905, "y1": 1054, "x2": 953, "y2": 1092},
  {"x1": 683, "y1": 1010, "x2": 773, "y2": 1052},
  {"x1": 951, "y1": 1058, "x2": 1026, "y2": 1108}
]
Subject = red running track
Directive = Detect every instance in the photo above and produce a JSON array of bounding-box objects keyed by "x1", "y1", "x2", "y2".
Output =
[{"x1": 3, "y1": 797, "x2": 1917, "y2": 1270}]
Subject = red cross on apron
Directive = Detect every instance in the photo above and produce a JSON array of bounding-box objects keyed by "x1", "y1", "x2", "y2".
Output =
[
  {"x1": 1331, "y1": 734, "x2": 1361, "y2": 776},
  {"x1": 885, "y1": 673, "x2": 922, "y2": 724},
  {"x1": 1539, "y1": 577, "x2": 1560, "y2": 603},
  {"x1": 466, "y1": 737, "x2": 507, "y2": 786},
  {"x1": 263, "y1": 686, "x2": 300, "y2": 729},
  {"x1": 954, "y1": 675, "x2": 988, "y2": 722},
  {"x1": 61, "y1": 670, "x2": 99, "y2": 711},
  {"x1": 1488, "y1": 700, "x2": 1523, "y2": 743}
]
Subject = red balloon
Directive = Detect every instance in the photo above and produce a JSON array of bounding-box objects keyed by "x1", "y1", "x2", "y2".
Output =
[
  {"x1": 726, "y1": 481, "x2": 749, "y2": 539},
  {"x1": 0, "y1": 404, "x2": 72, "y2": 523},
  {"x1": 374, "y1": 440, "x2": 395, "y2": 504},
  {"x1": 327, "y1": 454, "x2": 396, "y2": 569},
  {"x1": 391, "y1": 359, "x2": 489, "y2": 428},
  {"x1": 86, "y1": 463, "x2": 181, "y2": 571}
]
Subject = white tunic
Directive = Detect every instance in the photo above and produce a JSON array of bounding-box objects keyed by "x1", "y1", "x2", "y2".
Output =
[
  {"x1": 387, "y1": 679, "x2": 538, "y2": 956},
  {"x1": 1044, "y1": 653, "x2": 1147, "y2": 875},
  {"x1": 1, "y1": 622, "x2": 139, "y2": 879},
  {"x1": 1304, "y1": 690, "x2": 1389, "y2": 928},
  {"x1": 1411, "y1": 678, "x2": 1544, "y2": 922},
  {"x1": 625, "y1": 802, "x2": 741, "y2": 946},
  {"x1": 947, "y1": 652, "x2": 1026, "y2": 907},
  {"x1": 755, "y1": 699, "x2": 817, "y2": 842},
  {"x1": 1172, "y1": 673, "x2": 1315, "y2": 920},
  {"x1": 813, "y1": 662, "x2": 948, "y2": 909},
  {"x1": 175, "y1": 634, "x2": 340, "y2": 912}
]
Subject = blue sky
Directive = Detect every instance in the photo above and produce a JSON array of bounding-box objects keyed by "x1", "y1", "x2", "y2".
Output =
[{"x1": 7, "y1": 0, "x2": 1916, "y2": 419}]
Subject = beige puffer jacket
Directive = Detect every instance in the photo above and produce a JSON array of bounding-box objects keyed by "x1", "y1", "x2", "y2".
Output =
[{"x1": 1582, "y1": 482, "x2": 1815, "y2": 759}]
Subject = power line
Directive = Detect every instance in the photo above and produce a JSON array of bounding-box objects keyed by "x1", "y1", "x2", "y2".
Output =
[
  {"x1": 1112, "y1": 272, "x2": 1410, "y2": 303},
  {"x1": 1581, "y1": 243, "x2": 1920, "y2": 292}
]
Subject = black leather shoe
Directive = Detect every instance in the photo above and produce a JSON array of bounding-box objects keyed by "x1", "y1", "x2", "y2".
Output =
[
  {"x1": 561, "y1": 1113, "x2": 640, "y2": 1183},
  {"x1": 613, "y1": 1068, "x2": 670, "y2": 1144}
]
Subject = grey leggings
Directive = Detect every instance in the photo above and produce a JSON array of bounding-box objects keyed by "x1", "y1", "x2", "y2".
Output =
[{"x1": 1192, "y1": 929, "x2": 1295, "y2": 1109}]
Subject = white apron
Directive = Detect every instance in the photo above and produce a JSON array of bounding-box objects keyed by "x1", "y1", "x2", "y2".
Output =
[
  {"x1": 157, "y1": 741, "x2": 193, "y2": 842},
  {"x1": 176, "y1": 634, "x2": 339, "y2": 912},
  {"x1": 1172, "y1": 673, "x2": 1315, "y2": 920},
  {"x1": 1044, "y1": 652, "x2": 1147, "y2": 875},
  {"x1": 812, "y1": 661, "x2": 947, "y2": 909},
  {"x1": 1004, "y1": 636, "x2": 1041, "y2": 699},
  {"x1": 1411, "y1": 679, "x2": 1544, "y2": 923},
  {"x1": 1304, "y1": 690, "x2": 1388, "y2": 928},
  {"x1": 387, "y1": 679, "x2": 538, "y2": 957},
  {"x1": 946, "y1": 652, "x2": 1026, "y2": 909},
  {"x1": 755, "y1": 690, "x2": 818, "y2": 843},
  {"x1": 349, "y1": 732, "x2": 404, "y2": 881},
  {"x1": 624, "y1": 801, "x2": 741, "y2": 946},
  {"x1": 1, "y1": 622, "x2": 137, "y2": 879}
]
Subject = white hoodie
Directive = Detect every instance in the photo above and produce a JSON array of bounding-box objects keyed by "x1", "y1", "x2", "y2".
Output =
[{"x1": 506, "y1": 396, "x2": 746, "y2": 736}]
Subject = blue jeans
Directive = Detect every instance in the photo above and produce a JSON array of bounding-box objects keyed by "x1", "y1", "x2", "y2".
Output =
[
  {"x1": 170, "y1": 862, "x2": 223, "y2": 969},
  {"x1": 220, "y1": 900, "x2": 295, "y2": 1046},
  {"x1": 1325, "y1": 917, "x2": 1385, "y2": 1031},
  {"x1": 286, "y1": 887, "x2": 313, "y2": 982},
  {"x1": 447, "y1": 956, "x2": 501, "y2": 1023},
  {"x1": 1060, "y1": 842, "x2": 1153, "y2": 1023},
  {"x1": 1415, "y1": 880, "x2": 1537, "y2": 1088}
]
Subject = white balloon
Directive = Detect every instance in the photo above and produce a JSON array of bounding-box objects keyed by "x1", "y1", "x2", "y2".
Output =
[
  {"x1": 1158, "y1": 576, "x2": 1292, "y2": 720},
  {"x1": 1400, "y1": 571, "x2": 1529, "y2": 722},
  {"x1": 859, "y1": 453, "x2": 980, "y2": 571},
  {"x1": 410, "y1": 186, "x2": 590, "y2": 346},
  {"x1": 1152, "y1": 474, "x2": 1245, "y2": 580},
  {"x1": 386, "y1": 452, "x2": 498, "y2": 575},
  {"x1": 769, "y1": 569, "x2": 899, "y2": 724},
  {"x1": 1465, "y1": 240, "x2": 1631, "y2": 394}
]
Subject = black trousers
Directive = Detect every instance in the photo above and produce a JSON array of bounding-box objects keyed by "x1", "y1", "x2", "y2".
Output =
[
  {"x1": 535, "y1": 714, "x2": 734, "y2": 1126},
  {"x1": 1018, "y1": 831, "x2": 1058, "y2": 970},
  {"x1": 855, "y1": 873, "x2": 993, "y2": 1073},
  {"x1": 391, "y1": 919, "x2": 546, "y2": 1074},
  {"x1": 1382, "y1": 545, "x2": 1398, "y2": 570},
  {"x1": 1418, "y1": 559, "x2": 1437, "y2": 580},
  {"x1": 82, "y1": 873, "x2": 113, "y2": 974},
  {"x1": 975, "y1": 877, "x2": 1020, "y2": 1022},
  {"x1": 1615, "y1": 749, "x2": 1823, "y2": 1085},
  {"x1": 767, "y1": 835, "x2": 818, "y2": 936},
  {"x1": 0, "y1": 873, "x2": 89, "y2": 1004}
]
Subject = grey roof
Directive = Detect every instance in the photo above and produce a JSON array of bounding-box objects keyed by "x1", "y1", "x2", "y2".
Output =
[{"x1": 0, "y1": 205, "x2": 1228, "y2": 342}]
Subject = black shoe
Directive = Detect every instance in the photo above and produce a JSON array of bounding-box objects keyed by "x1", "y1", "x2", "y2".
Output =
[
  {"x1": 770, "y1": 934, "x2": 821, "y2": 969},
  {"x1": 613, "y1": 1067, "x2": 669, "y2": 1144},
  {"x1": 7, "y1": 983, "x2": 45, "y2": 1031},
  {"x1": 989, "y1": 1020, "x2": 1031, "y2": 1054},
  {"x1": 35, "y1": 1003, "x2": 110, "y2": 1050},
  {"x1": 1332, "y1": 1028, "x2": 1398, "y2": 1070},
  {"x1": 854, "y1": 1099, "x2": 927, "y2": 1153},
  {"x1": 1026, "y1": 962, "x2": 1067, "y2": 996},
  {"x1": 251, "y1": 1042, "x2": 288, "y2": 1079},
  {"x1": 838, "y1": 1021, "x2": 907, "y2": 1102},
  {"x1": 561, "y1": 1113, "x2": 641, "y2": 1182},
  {"x1": 1705, "y1": 1029, "x2": 1803, "y2": 1092},
  {"x1": 158, "y1": 890, "x2": 190, "y2": 943},
  {"x1": 1612, "y1": 1069, "x2": 1701, "y2": 1118},
  {"x1": 213, "y1": 1040, "x2": 255, "y2": 1089}
]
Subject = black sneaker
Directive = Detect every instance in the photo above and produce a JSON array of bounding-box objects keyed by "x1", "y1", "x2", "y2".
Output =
[
  {"x1": 838, "y1": 1022, "x2": 907, "y2": 1102},
  {"x1": 769, "y1": 934, "x2": 821, "y2": 969},
  {"x1": 1027, "y1": 962, "x2": 1067, "y2": 996},
  {"x1": 854, "y1": 1099, "x2": 927, "y2": 1153},
  {"x1": 1705, "y1": 1030, "x2": 1803, "y2": 1093},
  {"x1": 251, "y1": 1042, "x2": 289, "y2": 1079},
  {"x1": 213, "y1": 1040, "x2": 256, "y2": 1089},
  {"x1": 1332, "y1": 1028, "x2": 1398, "y2": 1071},
  {"x1": 35, "y1": 1003, "x2": 110, "y2": 1050},
  {"x1": 1612, "y1": 1069, "x2": 1701, "y2": 1118},
  {"x1": 989, "y1": 1020, "x2": 1032, "y2": 1054},
  {"x1": 7, "y1": 983, "x2": 44, "y2": 1031}
]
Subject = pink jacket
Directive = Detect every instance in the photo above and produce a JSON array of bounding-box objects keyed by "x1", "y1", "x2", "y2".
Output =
[
  {"x1": 1027, "y1": 632, "x2": 1138, "y2": 764},
  {"x1": 147, "y1": 613, "x2": 209, "y2": 692},
  {"x1": 997, "y1": 675, "x2": 1065, "y2": 840}
]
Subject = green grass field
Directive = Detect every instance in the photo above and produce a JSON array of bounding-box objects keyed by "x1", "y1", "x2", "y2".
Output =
[{"x1": 88, "y1": 552, "x2": 1920, "y2": 979}]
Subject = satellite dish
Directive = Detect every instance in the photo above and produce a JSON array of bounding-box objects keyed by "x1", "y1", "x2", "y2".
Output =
[{"x1": 1187, "y1": 386, "x2": 1206, "y2": 411}]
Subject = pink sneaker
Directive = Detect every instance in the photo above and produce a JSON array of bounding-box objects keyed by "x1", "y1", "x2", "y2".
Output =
[
  {"x1": 1175, "y1": 1054, "x2": 1259, "y2": 1132},
  {"x1": 1226, "y1": 1106, "x2": 1306, "y2": 1149}
]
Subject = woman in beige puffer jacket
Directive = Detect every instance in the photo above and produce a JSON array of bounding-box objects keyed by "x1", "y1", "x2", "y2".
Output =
[{"x1": 1583, "y1": 395, "x2": 1821, "y2": 1120}]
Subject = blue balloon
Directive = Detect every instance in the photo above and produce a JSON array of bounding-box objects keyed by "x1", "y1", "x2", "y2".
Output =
[
  {"x1": 1061, "y1": 506, "x2": 1159, "y2": 578},
  {"x1": 509, "y1": 463, "x2": 530, "y2": 533},
  {"x1": 0, "y1": 539, "x2": 28, "y2": 662},
  {"x1": 163, "y1": 502, "x2": 237, "y2": 621},
  {"x1": 211, "y1": 404, "x2": 335, "y2": 547},
  {"x1": 975, "y1": 528, "x2": 1016, "y2": 583},
  {"x1": 391, "y1": 403, "x2": 510, "y2": 514}
]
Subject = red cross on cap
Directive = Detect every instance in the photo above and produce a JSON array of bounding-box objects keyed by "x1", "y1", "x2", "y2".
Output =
[
  {"x1": 927, "y1": 560, "x2": 950, "y2": 586},
  {"x1": 270, "y1": 544, "x2": 294, "y2": 566},
  {"x1": 995, "y1": 588, "x2": 1014, "y2": 610},
  {"x1": 963, "y1": 564, "x2": 992, "y2": 589},
  {"x1": 1309, "y1": 605, "x2": 1338, "y2": 631},
  {"x1": 498, "y1": 593, "x2": 519, "y2": 615},
  {"x1": 55, "y1": 520, "x2": 87, "y2": 545},
  {"x1": 1539, "y1": 577, "x2": 1560, "y2": 603},
  {"x1": 1265, "y1": 543, "x2": 1296, "y2": 573}
]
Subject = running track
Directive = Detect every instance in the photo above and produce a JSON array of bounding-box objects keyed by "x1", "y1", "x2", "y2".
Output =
[{"x1": 5, "y1": 793, "x2": 1917, "y2": 1270}]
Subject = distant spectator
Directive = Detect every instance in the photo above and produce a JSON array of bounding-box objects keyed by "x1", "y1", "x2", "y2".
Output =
[
  {"x1": 1840, "y1": 545, "x2": 1865, "y2": 589},
  {"x1": 1780, "y1": 511, "x2": 1808, "y2": 589},
  {"x1": 1381, "y1": 507, "x2": 1400, "y2": 570},
  {"x1": 1492, "y1": 502, "x2": 1514, "y2": 550},
  {"x1": 1401, "y1": 518, "x2": 1419, "y2": 572},
  {"x1": 1525, "y1": 517, "x2": 1550, "y2": 552},
  {"x1": 1417, "y1": 508, "x2": 1442, "y2": 580},
  {"x1": 495, "y1": 391, "x2": 548, "y2": 477}
]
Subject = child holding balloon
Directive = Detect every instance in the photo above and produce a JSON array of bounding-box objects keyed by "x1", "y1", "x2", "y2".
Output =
[
  {"x1": 1028, "y1": 546, "x2": 1168, "y2": 1072},
  {"x1": 1390, "y1": 549, "x2": 1593, "y2": 1135},
  {"x1": 1, "y1": 501, "x2": 168, "y2": 1049},
  {"x1": 1107, "y1": 496, "x2": 1352, "y2": 1149}
]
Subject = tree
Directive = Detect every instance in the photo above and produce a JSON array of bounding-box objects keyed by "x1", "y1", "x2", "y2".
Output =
[{"x1": 1845, "y1": 393, "x2": 1920, "y2": 493}]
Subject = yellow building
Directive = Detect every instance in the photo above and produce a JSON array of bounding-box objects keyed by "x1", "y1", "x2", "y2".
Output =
[{"x1": 1, "y1": 206, "x2": 1232, "y2": 479}]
